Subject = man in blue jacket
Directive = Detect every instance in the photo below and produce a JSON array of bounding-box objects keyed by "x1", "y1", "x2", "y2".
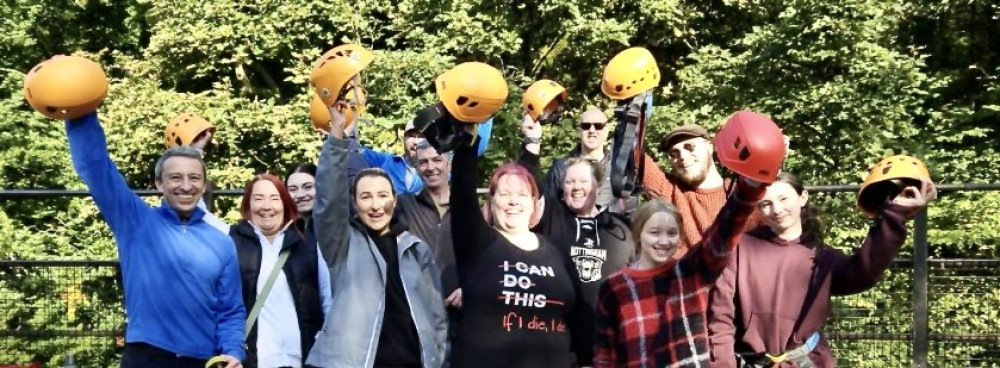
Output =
[
  {"x1": 349, "y1": 117, "x2": 492, "y2": 194},
  {"x1": 66, "y1": 112, "x2": 246, "y2": 368}
]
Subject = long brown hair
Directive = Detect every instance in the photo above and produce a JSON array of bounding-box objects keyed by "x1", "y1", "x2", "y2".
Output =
[{"x1": 773, "y1": 172, "x2": 824, "y2": 243}]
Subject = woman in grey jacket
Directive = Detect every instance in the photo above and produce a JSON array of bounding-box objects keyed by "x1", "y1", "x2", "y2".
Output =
[{"x1": 306, "y1": 102, "x2": 448, "y2": 368}]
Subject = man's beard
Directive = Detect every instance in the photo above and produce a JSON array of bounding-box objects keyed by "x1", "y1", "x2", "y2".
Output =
[{"x1": 676, "y1": 160, "x2": 710, "y2": 187}]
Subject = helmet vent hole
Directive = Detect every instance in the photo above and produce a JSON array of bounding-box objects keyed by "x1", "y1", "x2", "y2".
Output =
[
  {"x1": 45, "y1": 106, "x2": 57, "y2": 113},
  {"x1": 175, "y1": 137, "x2": 183, "y2": 147},
  {"x1": 527, "y1": 103, "x2": 535, "y2": 111},
  {"x1": 468, "y1": 102, "x2": 479, "y2": 108},
  {"x1": 632, "y1": 80, "x2": 636, "y2": 84},
  {"x1": 738, "y1": 147, "x2": 750, "y2": 161},
  {"x1": 881, "y1": 164, "x2": 893, "y2": 175},
  {"x1": 615, "y1": 85, "x2": 623, "y2": 93},
  {"x1": 184, "y1": 119, "x2": 190, "y2": 123},
  {"x1": 456, "y1": 96, "x2": 469, "y2": 106},
  {"x1": 640, "y1": 77, "x2": 645, "y2": 82},
  {"x1": 732, "y1": 137, "x2": 742, "y2": 149},
  {"x1": 175, "y1": 123, "x2": 180, "y2": 127},
  {"x1": 549, "y1": 81, "x2": 558, "y2": 87},
  {"x1": 32, "y1": 65, "x2": 43, "y2": 73}
]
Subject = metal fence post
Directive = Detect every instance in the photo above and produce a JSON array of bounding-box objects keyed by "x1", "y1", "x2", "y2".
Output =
[
  {"x1": 64, "y1": 352, "x2": 76, "y2": 368},
  {"x1": 913, "y1": 208, "x2": 929, "y2": 367}
]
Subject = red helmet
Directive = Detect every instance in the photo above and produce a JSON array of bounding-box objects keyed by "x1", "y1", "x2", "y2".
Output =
[{"x1": 714, "y1": 110, "x2": 786, "y2": 183}]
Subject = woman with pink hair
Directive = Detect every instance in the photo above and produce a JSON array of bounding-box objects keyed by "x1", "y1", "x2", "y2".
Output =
[{"x1": 448, "y1": 131, "x2": 594, "y2": 368}]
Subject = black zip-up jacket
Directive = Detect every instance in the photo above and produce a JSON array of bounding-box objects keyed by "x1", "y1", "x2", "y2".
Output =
[
  {"x1": 396, "y1": 190, "x2": 460, "y2": 296},
  {"x1": 230, "y1": 220, "x2": 325, "y2": 368}
]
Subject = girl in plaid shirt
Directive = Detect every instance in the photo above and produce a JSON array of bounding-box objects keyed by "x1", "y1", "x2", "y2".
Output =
[{"x1": 594, "y1": 177, "x2": 765, "y2": 368}]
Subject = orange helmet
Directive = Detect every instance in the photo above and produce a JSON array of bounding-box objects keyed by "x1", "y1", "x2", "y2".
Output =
[
  {"x1": 435, "y1": 62, "x2": 508, "y2": 123},
  {"x1": 521, "y1": 79, "x2": 568, "y2": 122},
  {"x1": 23, "y1": 55, "x2": 108, "y2": 120},
  {"x1": 601, "y1": 47, "x2": 660, "y2": 100},
  {"x1": 714, "y1": 110, "x2": 786, "y2": 183},
  {"x1": 310, "y1": 44, "x2": 375, "y2": 106},
  {"x1": 857, "y1": 155, "x2": 931, "y2": 217},
  {"x1": 165, "y1": 113, "x2": 215, "y2": 149},
  {"x1": 309, "y1": 87, "x2": 366, "y2": 133}
]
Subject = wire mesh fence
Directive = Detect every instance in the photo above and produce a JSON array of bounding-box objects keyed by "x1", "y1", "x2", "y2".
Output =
[
  {"x1": 824, "y1": 259, "x2": 1000, "y2": 367},
  {"x1": 2, "y1": 259, "x2": 997, "y2": 367},
  {"x1": 0, "y1": 261, "x2": 124, "y2": 368}
]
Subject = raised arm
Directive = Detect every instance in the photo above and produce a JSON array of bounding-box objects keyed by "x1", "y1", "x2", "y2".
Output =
[
  {"x1": 639, "y1": 153, "x2": 677, "y2": 200},
  {"x1": 694, "y1": 179, "x2": 765, "y2": 276},
  {"x1": 830, "y1": 205, "x2": 910, "y2": 295},
  {"x1": 313, "y1": 134, "x2": 353, "y2": 269},
  {"x1": 65, "y1": 112, "x2": 148, "y2": 241},
  {"x1": 449, "y1": 137, "x2": 495, "y2": 263}
]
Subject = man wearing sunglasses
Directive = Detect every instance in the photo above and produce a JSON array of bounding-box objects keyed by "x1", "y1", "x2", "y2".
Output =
[{"x1": 544, "y1": 107, "x2": 636, "y2": 215}]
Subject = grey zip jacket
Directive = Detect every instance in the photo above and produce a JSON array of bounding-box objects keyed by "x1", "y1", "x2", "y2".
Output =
[{"x1": 306, "y1": 135, "x2": 448, "y2": 368}]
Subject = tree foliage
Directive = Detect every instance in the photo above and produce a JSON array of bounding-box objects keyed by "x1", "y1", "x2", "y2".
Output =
[{"x1": 1, "y1": 0, "x2": 998, "y2": 366}]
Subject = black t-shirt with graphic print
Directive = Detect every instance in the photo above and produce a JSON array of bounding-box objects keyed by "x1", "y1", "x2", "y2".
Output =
[
  {"x1": 450, "y1": 140, "x2": 594, "y2": 368},
  {"x1": 561, "y1": 214, "x2": 633, "y2": 306}
]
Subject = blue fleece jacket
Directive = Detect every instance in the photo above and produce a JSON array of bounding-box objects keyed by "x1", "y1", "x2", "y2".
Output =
[
  {"x1": 66, "y1": 113, "x2": 246, "y2": 361},
  {"x1": 350, "y1": 117, "x2": 493, "y2": 194}
]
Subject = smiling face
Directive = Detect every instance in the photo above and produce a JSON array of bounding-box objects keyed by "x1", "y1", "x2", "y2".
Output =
[
  {"x1": 286, "y1": 172, "x2": 316, "y2": 215},
  {"x1": 578, "y1": 121, "x2": 610, "y2": 152},
  {"x1": 155, "y1": 156, "x2": 206, "y2": 218},
  {"x1": 636, "y1": 211, "x2": 681, "y2": 269},
  {"x1": 668, "y1": 137, "x2": 714, "y2": 186},
  {"x1": 416, "y1": 145, "x2": 451, "y2": 190},
  {"x1": 562, "y1": 162, "x2": 598, "y2": 215},
  {"x1": 354, "y1": 174, "x2": 396, "y2": 234},
  {"x1": 491, "y1": 174, "x2": 536, "y2": 234},
  {"x1": 249, "y1": 180, "x2": 285, "y2": 236},
  {"x1": 758, "y1": 181, "x2": 808, "y2": 239}
]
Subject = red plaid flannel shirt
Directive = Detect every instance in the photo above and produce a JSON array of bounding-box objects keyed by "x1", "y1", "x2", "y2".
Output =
[{"x1": 594, "y1": 182, "x2": 764, "y2": 368}]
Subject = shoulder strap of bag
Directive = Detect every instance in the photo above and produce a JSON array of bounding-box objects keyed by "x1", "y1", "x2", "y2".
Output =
[{"x1": 244, "y1": 247, "x2": 292, "y2": 340}]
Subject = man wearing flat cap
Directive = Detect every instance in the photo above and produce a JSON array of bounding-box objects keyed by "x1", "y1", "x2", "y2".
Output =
[{"x1": 640, "y1": 123, "x2": 758, "y2": 259}]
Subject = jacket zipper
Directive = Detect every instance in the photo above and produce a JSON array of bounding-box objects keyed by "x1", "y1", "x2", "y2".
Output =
[{"x1": 399, "y1": 249, "x2": 426, "y2": 367}]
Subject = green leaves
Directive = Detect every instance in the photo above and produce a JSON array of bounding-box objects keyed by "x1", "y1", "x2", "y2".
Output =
[{"x1": 1, "y1": 0, "x2": 999, "y2": 366}]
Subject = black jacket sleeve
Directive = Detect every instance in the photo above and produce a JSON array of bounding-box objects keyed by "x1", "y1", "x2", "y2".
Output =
[{"x1": 450, "y1": 138, "x2": 496, "y2": 264}]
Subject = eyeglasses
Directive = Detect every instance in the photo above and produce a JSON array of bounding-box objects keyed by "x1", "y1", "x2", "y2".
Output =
[{"x1": 577, "y1": 122, "x2": 606, "y2": 131}]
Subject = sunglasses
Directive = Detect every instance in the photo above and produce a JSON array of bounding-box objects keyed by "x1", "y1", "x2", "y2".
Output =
[{"x1": 577, "y1": 122, "x2": 606, "y2": 131}]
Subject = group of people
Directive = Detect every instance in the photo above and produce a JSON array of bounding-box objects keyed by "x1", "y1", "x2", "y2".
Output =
[{"x1": 48, "y1": 45, "x2": 937, "y2": 368}]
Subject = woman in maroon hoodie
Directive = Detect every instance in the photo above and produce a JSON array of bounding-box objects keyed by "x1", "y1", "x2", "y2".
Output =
[{"x1": 708, "y1": 172, "x2": 935, "y2": 367}]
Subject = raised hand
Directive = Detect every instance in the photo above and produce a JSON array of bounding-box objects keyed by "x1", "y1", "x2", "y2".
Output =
[
  {"x1": 190, "y1": 130, "x2": 214, "y2": 152},
  {"x1": 325, "y1": 101, "x2": 350, "y2": 139},
  {"x1": 521, "y1": 113, "x2": 542, "y2": 140},
  {"x1": 890, "y1": 180, "x2": 937, "y2": 218}
]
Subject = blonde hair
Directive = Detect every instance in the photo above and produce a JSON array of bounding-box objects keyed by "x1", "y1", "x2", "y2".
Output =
[{"x1": 630, "y1": 199, "x2": 683, "y2": 255}]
